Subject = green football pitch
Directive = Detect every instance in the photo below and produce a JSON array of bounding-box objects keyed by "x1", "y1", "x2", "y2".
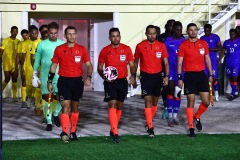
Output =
[{"x1": 3, "y1": 134, "x2": 240, "y2": 160}]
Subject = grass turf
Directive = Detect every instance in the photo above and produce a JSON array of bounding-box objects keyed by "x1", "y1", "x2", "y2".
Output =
[{"x1": 3, "y1": 134, "x2": 240, "y2": 160}]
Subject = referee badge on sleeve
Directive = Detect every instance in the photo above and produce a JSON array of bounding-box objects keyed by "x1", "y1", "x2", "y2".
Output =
[
  {"x1": 156, "y1": 52, "x2": 162, "y2": 59},
  {"x1": 200, "y1": 48, "x2": 205, "y2": 55},
  {"x1": 75, "y1": 56, "x2": 81, "y2": 63}
]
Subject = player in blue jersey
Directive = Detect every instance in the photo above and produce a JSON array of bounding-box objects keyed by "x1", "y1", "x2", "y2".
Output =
[
  {"x1": 164, "y1": 21, "x2": 185, "y2": 127},
  {"x1": 219, "y1": 29, "x2": 240, "y2": 101},
  {"x1": 200, "y1": 24, "x2": 222, "y2": 102}
]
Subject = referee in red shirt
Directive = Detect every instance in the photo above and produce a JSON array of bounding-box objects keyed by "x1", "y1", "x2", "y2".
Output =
[
  {"x1": 98, "y1": 28, "x2": 136, "y2": 143},
  {"x1": 48, "y1": 26, "x2": 93, "y2": 143},
  {"x1": 134, "y1": 25, "x2": 169, "y2": 137},
  {"x1": 177, "y1": 23, "x2": 213, "y2": 137}
]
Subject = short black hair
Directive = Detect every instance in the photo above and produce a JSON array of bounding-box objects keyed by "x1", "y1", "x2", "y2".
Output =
[
  {"x1": 229, "y1": 28, "x2": 236, "y2": 34},
  {"x1": 187, "y1": 23, "x2": 197, "y2": 30},
  {"x1": 11, "y1": 26, "x2": 18, "y2": 31},
  {"x1": 48, "y1": 22, "x2": 59, "y2": 30},
  {"x1": 173, "y1": 21, "x2": 182, "y2": 29},
  {"x1": 21, "y1": 29, "x2": 28, "y2": 35},
  {"x1": 204, "y1": 24, "x2": 212, "y2": 30},
  {"x1": 39, "y1": 24, "x2": 48, "y2": 32},
  {"x1": 109, "y1": 28, "x2": 120, "y2": 35},
  {"x1": 64, "y1": 26, "x2": 77, "y2": 35},
  {"x1": 235, "y1": 26, "x2": 240, "y2": 30},
  {"x1": 164, "y1": 19, "x2": 175, "y2": 30},
  {"x1": 145, "y1": 25, "x2": 156, "y2": 33},
  {"x1": 29, "y1": 25, "x2": 38, "y2": 32}
]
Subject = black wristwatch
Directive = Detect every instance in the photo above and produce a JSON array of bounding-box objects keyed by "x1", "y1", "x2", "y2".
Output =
[
  {"x1": 47, "y1": 80, "x2": 52, "y2": 84},
  {"x1": 87, "y1": 75, "x2": 92, "y2": 79}
]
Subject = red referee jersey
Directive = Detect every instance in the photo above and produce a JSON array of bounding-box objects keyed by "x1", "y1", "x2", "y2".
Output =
[
  {"x1": 98, "y1": 43, "x2": 134, "y2": 78},
  {"x1": 52, "y1": 43, "x2": 90, "y2": 77},
  {"x1": 134, "y1": 40, "x2": 168, "y2": 74},
  {"x1": 178, "y1": 39, "x2": 209, "y2": 72}
]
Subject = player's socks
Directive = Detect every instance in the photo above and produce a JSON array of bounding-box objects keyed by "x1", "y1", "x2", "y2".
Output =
[
  {"x1": 42, "y1": 99, "x2": 45, "y2": 116},
  {"x1": 186, "y1": 107, "x2": 194, "y2": 128},
  {"x1": 70, "y1": 112, "x2": 79, "y2": 133},
  {"x1": 151, "y1": 105, "x2": 157, "y2": 118},
  {"x1": 26, "y1": 84, "x2": 33, "y2": 99},
  {"x1": 116, "y1": 109, "x2": 122, "y2": 124},
  {"x1": 61, "y1": 113, "x2": 70, "y2": 135},
  {"x1": 109, "y1": 108, "x2": 118, "y2": 135},
  {"x1": 53, "y1": 101, "x2": 62, "y2": 116},
  {"x1": 144, "y1": 108, "x2": 153, "y2": 129},
  {"x1": 21, "y1": 87, "x2": 27, "y2": 102},
  {"x1": 44, "y1": 101, "x2": 52, "y2": 124},
  {"x1": 34, "y1": 88, "x2": 41, "y2": 109},
  {"x1": 166, "y1": 94, "x2": 174, "y2": 118},
  {"x1": 230, "y1": 82, "x2": 237, "y2": 96},
  {"x1": 52, "y1": 99, "x2": 57, "y2": 112},
  {"x1": 2, "y1": 80, "x2": 7, "y2": 91},
  {"x1": 173, "y1": 97, "x2": 181, "y2": 118},
  {"x1": 213, "y1": 80, "x2": 218, "y2": 91},
  {"x1": 195, "y1": 103, "x2": 207, "y2": 119},
  {"x1": 12, "y1": 82, "x2": 17, "y2": 98}
]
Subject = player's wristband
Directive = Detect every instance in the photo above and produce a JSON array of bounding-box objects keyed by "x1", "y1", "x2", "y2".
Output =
[
  {"x1": 47, "y1": 80, "x2": 52, "y2": 84},
  {"x1": 87, "y1": 75, "x2": 92, "y2": 79},
  {"x1": 165, "y1": 75, "x2": 169, "y2": 78},
  {"x1": 177, "y1": 74, "x2": 182, "y2": 80},
  {"x1": 48, "y1": 72, "x2": 55, "y2": 80},
  {"x1": 209, "y1": 75, "x2": 213, "y2": 77}
]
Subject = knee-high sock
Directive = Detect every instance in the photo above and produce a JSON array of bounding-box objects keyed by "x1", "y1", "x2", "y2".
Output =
[
  {"x1": 213, "y1": 80, "x2": 218, "y2": 91},
  {"x1": 61, "y1": 114, "x2": 70, "y2": 135},
  {"x1": 145, "y1": 108, "x2": 153, "y2": 129},
  {"x1": 26, "y1": 84, "x2": 33, "y2": 98},
  {"x1": 166, "y1": 94, "x2": 174, "y2": 118},
  {"x1": 151, "y1": 106, "x2": 157, "y2": 118},
  {"x1": 173, "y1": 97, "x2": 181, "y2": 118},
  {"x1": 116, "y1": 109, "x2": 122, "y2": 125},
  {"x1": 21, "y1": 87, "x2": 27, "y2": 102},
  {"x1": 53, "y1": 101, "x2": 62, "y2": 116},
  {"x1": 52, "y1": 99, "x2": 57, "y2": 113},
  {"x1": 2, "y1": 81, "x2": 7, "y2": 91},
  {"x1": 70, "y1": 112, "x2": 79, "y2": 133},
  {"x1": 34, "y1": 88, "x2": 41, "y2": 109},
  {"x1": 195, "y1": 103, "x2": 208, "y2": 119},
  {"x1": 230, "y1": 82, "x2": 237, "y2": 96},
  {"x1": 44, "y1": 101, "x2": 53, "y2": 124},
  {"x1": 109, "y1": 108, "x2": 118, "y2": 135},
  {"x1": 12, "y1": 82, "x2": 17, "y2": 98},
  {"x1": 186, "y1": 107, "x2": 194, "y2": 128},
  {"x1": 42, "y1": 99, "x2": 45, "y2": 116}
]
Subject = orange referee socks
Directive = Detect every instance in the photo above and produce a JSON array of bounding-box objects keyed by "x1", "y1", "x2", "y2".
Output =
[
  {"x1": 70, "y1": 112, "x2": 79, "y2": 133},
  {"x1": 116, "y1": 109, "x2": 122, "y2": 124},
  {"x1": 60, "y1": 114, "x2": 69, "y2": 135},
  {"x1": 195, "y1": 103, "x2": 208, "y2": 119},
  {"x1": 145, "y1": 108, "x2": 153, "y2": 128},
  {"x1": 186, "y1": 107, "x2": 194, "y2": 128},
  {"x1": 109, "y1": 108, "x2": 118, "y2": 135},
  {"x1": 151, "y1": 106, "x2": 157, "y2": 118}
]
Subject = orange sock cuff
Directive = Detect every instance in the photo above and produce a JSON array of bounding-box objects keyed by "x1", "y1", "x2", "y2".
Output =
[
  {"x1": 186, "y1": 107, "x2": 194, "y2": 128},
  {"x1": 70, "y1": 112, "x2": 79, "y2": 133},
  {"x1": 60, "y1": 114, "x2": 70, "y2": 135},
  {"x1": 145, "y1": 108, "x2": 153, "y2": 128},
  {"x1": 151, "y1": 106, "x2": 157, "y2": 118},
  {"x1": 195, "y1": 103, "x2": 208, "y2": 119},
  {"x1": 108, "y1": 108, "x2": 118, "y2": 134}
]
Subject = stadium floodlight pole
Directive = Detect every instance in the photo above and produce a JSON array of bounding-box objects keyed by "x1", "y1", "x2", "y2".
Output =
[{"x1": 0, "y1": 57, "x2": 2, "y2": 159}]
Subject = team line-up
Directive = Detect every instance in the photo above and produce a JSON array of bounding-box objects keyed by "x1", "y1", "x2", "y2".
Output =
[{"x1": 1, "y1": 20, "x2": 239, "y2": 143}]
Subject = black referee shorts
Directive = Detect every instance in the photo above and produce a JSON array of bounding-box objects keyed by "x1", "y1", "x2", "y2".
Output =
[
  {"x1": 57, "y1": 76, "x2": 84, "y2": 102},
  {"x1": 140, "y1": 71, "x2": 163, "y2": 97},
  {"x1": 104, "y1": 78, "x2": 128, "y2": 102},
  {"x1": 184, "y1": 71, "x2": 209, "y2": 95}
]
